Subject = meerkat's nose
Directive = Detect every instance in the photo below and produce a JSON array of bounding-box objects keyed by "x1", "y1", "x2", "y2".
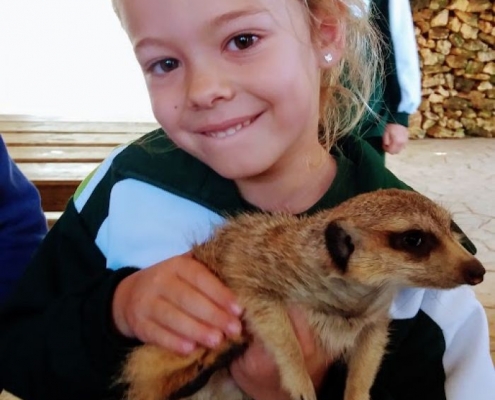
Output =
[{"x1": 462, "y1": 259, "x2": 486, "y2": 285}]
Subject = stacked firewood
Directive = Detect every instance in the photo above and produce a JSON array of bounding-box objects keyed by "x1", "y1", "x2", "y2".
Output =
[{"x1": 409, "y1": 0, "x2": 495, "y2": 138}]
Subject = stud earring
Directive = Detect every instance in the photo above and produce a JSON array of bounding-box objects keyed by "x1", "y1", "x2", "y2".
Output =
[{"x1": 324, "y1": 53, "x2": 333, "y2": 63}]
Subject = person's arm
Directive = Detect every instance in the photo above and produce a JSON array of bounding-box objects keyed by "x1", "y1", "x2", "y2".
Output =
[
  {"x1": 0, "y1": 200, "x2": 139, "y2": 400},
  {"x1": 382, "y1": 123, "x2": 409, "y2": 154},
  {"x1": 422, "y1": 287, "x2": 495, "y2": 399},
  {"x1": 359, "y1": 0, "x2": 421, "y2": 154},
  {"x1": 0, "y1": 135, "x2": 47, "y2": 304},
  {"x1": 379, "y1": 0, "x2": 421, "y2": 127},
  {"x1": 317, "y1": 286, "x2": 495, "y2": 400},
  {"x1": 379, "y1": 287, "x2": 495, "y2": 399}
]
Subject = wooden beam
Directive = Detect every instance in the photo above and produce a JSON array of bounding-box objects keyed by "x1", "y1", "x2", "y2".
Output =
[
  {"x1": 17, "y1": 162, "x2": 99, "y2": 211},
  {"x1": 8, "y1": 146, "x2": 114, "y2": 162},
  {"x1": 3, "y1": 133, "x2": 143, "y2": 146}
]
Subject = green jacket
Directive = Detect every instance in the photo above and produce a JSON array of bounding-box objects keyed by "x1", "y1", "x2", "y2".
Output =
[{"x1": 0, "y1": 131, "x2": 493, "y2": 400}]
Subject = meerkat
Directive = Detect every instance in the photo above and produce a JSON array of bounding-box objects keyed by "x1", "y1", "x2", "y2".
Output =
[{"x1": 119, "y1": 188, "x2": 486, "y2": 400}]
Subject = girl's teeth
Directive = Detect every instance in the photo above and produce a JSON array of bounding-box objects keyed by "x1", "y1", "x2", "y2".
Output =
[{"x1": 208, "y1": 119, "x2": 252, "y2": 138}]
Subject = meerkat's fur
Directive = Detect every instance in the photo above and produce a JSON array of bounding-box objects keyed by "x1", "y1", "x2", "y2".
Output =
[{"x1": 119, "y1": 189, "x2": 485, "y2": 400}]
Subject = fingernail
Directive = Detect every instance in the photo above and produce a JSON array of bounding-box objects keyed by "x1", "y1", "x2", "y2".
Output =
[
  {"x1": 231, "y1": 303, "x2": 243, "y2": 316},
  {"x1": 181, "y1": 341, "x2": 196, "y2": 353},
  {"x1": 227, "y1": 321, "x2": 242, "y2": 336},
  {"x1": 208, "y1": 332, "x2": 223, "y2": 348}
]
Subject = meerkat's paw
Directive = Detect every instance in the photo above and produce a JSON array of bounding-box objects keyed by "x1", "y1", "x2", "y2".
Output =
[
  {"x1": 280, "y1": 372, "x2": 317, "y2": 400},
  {"x1": 343, "y1": 384, "x2": 371, "y2": 400}
]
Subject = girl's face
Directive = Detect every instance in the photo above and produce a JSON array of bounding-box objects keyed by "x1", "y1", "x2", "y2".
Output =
[{"x1": 118, "y1": 0, "x2": 327, "y2": 181}]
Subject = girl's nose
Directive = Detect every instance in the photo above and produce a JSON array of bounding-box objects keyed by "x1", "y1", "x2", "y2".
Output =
[{"x1": 186, "y1": 65, "x2": 234, "y2": 109}]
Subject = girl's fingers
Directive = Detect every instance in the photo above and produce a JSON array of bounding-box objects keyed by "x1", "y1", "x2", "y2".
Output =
[
  {"x1": 144, "y1": 320, "x2": 197, "y2": 355},
  {"x1": 287, "y1": 306, "x2": 315, "y2": 355},
  {"x1": 114, "y1": 254, "x2": 244, "y2": 352},
  {"x1": 382, "y1": 133, "x2": 391, "y2": 147},
  {"x1": 152, "y1": 299, "x2": 227, "y2": 349},
  {"x1": 287, "y1": 306, "x2": 330, "y2": 389},
  {"x1": 164, "y1": 277, "x2": 243, "y2": 340},
  {"x1": 177, "y1": 256, "x2": 243, "y2": 316}
]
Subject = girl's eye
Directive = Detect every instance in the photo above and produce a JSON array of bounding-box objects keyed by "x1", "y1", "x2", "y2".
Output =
[
  {"x1": 150, "y1": 58, "x2": 180, "y2": 75},
  {"x1": 227, "y1": 34, "x2": 259, "y2": 51}
]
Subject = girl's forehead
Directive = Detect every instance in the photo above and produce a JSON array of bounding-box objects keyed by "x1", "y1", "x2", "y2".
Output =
[{"x1": 117, "y1": 0, "x2": 308, "y2": 38}]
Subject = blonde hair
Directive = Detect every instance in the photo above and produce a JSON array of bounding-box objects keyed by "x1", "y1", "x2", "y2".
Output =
[{"x1": 303, "y1": 0, "x2": 382, "y2": 150}]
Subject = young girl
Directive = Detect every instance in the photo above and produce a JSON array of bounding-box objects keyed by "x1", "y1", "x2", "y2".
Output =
[{"x1": 0, "y1": 0, "x2": 493, "y2": 399}]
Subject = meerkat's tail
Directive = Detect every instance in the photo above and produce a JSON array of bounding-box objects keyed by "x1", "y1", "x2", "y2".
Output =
[{"x1": 121, "y1": 338, "x2": 248, "y2": 400}]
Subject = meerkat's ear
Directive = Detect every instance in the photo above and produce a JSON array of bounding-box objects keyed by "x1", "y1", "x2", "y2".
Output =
[{"x1": 324, "y1": 221, "x2": 356, "y2": 273}]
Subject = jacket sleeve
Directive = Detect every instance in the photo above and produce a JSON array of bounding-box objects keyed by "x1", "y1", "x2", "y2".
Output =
[
  {"x1": 421, "y1": 287, "x2": 495, "y2": 399},
  {"x1": 318, "y1": 289, "x2": 494, "y2": 400},
  {"x1": 374, "y1": 0, "x2": 422, "y2": 127},
  {"x1": 0, "y1": 199, "x2": 139, "y2": 400},
  {"x1": 0, "y1": 135, "x2": 48, "y2": 303}
]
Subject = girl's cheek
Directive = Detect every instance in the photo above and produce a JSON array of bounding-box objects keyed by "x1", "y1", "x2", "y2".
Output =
[{"x1": 150, "y1": 98, "x2": 181, "y2": 135}]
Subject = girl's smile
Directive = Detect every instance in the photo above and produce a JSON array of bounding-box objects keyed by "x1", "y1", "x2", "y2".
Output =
[{"x1": 195, "y1": 113, "x2": 260, "y2": 139}]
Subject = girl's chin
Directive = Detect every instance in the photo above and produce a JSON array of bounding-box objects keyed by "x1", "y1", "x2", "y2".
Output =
[{"x1": 207, "y1": 160, "x2": 272, "y2": 182}]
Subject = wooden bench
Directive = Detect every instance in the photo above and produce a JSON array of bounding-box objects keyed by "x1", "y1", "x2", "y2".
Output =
[
  {"x1": 5, "y1": 134, "x2": 142, "y2": 213},
  {"x1": 1, "y1": 116, "x2": 158, "y2": 222}
]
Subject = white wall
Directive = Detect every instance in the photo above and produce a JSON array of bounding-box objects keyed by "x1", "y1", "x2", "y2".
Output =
[{"x1": 0, "y1": 0, "x2": 155, "y2": 121}]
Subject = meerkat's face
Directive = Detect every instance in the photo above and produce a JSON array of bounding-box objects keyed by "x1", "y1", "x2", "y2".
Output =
[{"x1": 321, "y1": 189, "x2": 485, "y2": 290}]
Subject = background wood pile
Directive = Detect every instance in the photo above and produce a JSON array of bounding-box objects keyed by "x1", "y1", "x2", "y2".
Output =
[{"x1": 409, "y1": 0, "x2": 495, "y2": 138}]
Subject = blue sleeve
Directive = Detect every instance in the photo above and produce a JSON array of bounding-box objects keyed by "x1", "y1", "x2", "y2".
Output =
[{"x1": 0, "y1": 135, "x2": 47, "y2": 303}]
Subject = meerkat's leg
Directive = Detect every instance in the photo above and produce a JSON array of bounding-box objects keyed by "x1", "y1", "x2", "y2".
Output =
[
  {"x1": 343, "y1": 323, "x2": 389, "y2": 400},
  {"x1": 243, "y1": 300, "x2": 317, "y2": 400}
]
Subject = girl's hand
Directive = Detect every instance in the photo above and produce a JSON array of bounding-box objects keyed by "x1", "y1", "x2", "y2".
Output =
[
  {"x1": 230, "y1": 306, "x2": 330, "y2": 400},
  {"x1": 112, "y1": 252, "x2": 243, "y2": 354},
  {"x1": 382, "y1": 123, "x2": 409, "y2": 155}
]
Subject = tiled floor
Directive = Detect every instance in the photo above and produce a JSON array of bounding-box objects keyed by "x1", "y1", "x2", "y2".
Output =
[{"x1": 386, "y1": 137, "x2": 495, "y2": 361}]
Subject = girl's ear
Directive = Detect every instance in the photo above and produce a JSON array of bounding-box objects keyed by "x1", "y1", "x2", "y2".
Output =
[{"x1": 313, "y1": 14, "x2": 346, "y2": 69}]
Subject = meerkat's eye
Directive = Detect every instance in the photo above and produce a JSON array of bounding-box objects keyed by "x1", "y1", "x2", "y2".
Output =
[
  {"x1": 403, "y1": 230, "x2": 424, "y2": 248},
  {"x1": 389, "y1": 229, "x2": 438, "y2": 257}
]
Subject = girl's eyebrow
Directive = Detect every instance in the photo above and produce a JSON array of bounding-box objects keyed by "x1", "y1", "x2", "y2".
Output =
[
  {"x1": 210, "y1": 7, "x2": 269, "y2": 28},
  {"x1": 134, "y1": 7, "x2": 269, "y2": 52},
  {"x1": 134, "y1": 37, "x2": 167, "y2": 52}
]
